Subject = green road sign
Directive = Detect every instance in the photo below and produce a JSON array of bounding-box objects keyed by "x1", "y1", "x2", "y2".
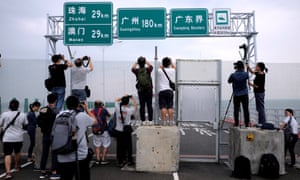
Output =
[
  {"x1": 213, "y1": 8, "x2": 231, "y2": 33},
  {"x1": 170, "y1": 8, "x2": 208, "y2": 36},
  {"x1": 117, "y1": 8, "x2": 166, "y2": 39},
  {"x1": 64, "y1": 2, "x2": 113, "y2": 45}
]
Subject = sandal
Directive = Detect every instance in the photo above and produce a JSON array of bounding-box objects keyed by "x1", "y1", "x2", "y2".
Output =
[{"x1": 4, "y1": 173, "x2": 12, "y2": 179}]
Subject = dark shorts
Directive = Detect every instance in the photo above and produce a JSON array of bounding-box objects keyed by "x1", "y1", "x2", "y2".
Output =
[
  {"x1": 3, "y1": 142, "x2": 23, "y2": 156},
  {"x1": 159, "y1": 90, "x2": 174, "y2": 109}
]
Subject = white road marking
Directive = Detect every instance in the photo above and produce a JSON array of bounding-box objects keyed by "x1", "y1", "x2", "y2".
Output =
[
  {"x1": 0, "y1": 161, "x2": 32, "y2": 178},
  {"x1": 223, "y1": 130, "x2": 229, "y2": 134},
  {"x1": 173, "y1": 172, "x2": 179, "y2": 180},
  {"x1": 194, "y1": 128, "x2": 199, "y2": 132},
  {"x1": 179, "y1": 128, "x2": 186, "y2": 136}
]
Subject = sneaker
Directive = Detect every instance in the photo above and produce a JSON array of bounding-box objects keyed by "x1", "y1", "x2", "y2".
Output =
[
  {"x1": 100, "y1": 160, "x2": 110, "y2": 165},
  {"x1": 121, "y1": 164, "x2": 135, "y2": 171},
  {"x1": 50, "y1": 174, "x2": 61, "y2": 180},
  {"x1": 4, "y1": 173, "x2": 12, "y2": 179},
  {"x1": 95, "y1": 160, "x2": 101, "y2": 165},
  {"x1": 39, "y1": 172, "x2": 48, "y2": 179},
  {"x1": 141, "y1": 121, "x2": 146, "y2": 126},
  {"x1": 148, "y1": 121, "x2": 154, "y2": 126}
]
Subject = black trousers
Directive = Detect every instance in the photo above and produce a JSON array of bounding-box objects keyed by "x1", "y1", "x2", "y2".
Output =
[
  {"x1": 233, "y1": 95, "x2": 250, "y2": 127},
  {"x1": 285, "y1": 134, "x2": 298, "y2": 165},
  {"x1": 138, "y1": 90, "x2": 153, "y2": 121},
  {"x1": 58, "y1": 156, "x2": 90, "y2": 180},
  {"x1": 116, "y1": 129, "x2": 133, "y2": 164}
]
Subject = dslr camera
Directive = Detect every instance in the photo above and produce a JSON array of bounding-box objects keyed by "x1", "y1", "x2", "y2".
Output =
[{"x1": 74, "y1": 56, "x2": 90, "y2": 67}]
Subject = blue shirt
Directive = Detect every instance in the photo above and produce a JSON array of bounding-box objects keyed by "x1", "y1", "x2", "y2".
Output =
[{"x1": 228, "y1": 70, "x2": 249, "y2": 96}]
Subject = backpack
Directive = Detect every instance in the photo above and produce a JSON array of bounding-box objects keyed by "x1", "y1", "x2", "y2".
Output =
[
  {"x1": 108, "y1": 112, "x2": 118, "y2": 138},
  {"x1": 258, "y1": 154, "x2": 280, "y2": 179},
  {"x1": 91, "y1": 108, "x2": 106, "y2": 135},
  {"x1": 37, "y1": 106, "x2": 57, "y2": 134},
  {"x1": 232, "y1": 156, "x2": 251, "y2": 179},
  {"x1": 136, "y1": 68, "x2": 152, "y2": 91},
  {"x1": 51, "y1": 111, "x2": 78, "y2": 155}
]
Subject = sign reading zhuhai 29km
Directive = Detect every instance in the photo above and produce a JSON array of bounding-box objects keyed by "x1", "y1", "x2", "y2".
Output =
[
  {"x1": 118, "y1": 8, "x2": 166, "y2": 39},
  {"x1": 64, "y1": 2, "x2": 113, "y2": 45},
  {"x1": 170, "y1": 8, "x2": 208, "y2": 36}
]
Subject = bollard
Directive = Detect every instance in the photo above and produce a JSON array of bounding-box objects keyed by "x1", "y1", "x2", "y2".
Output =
[
  {"x1": 24, "y1": 98, "x2": 29, "y2": 113},
  {"x1": 34, "y1": 128, "x2": 43, "y2": 169}
]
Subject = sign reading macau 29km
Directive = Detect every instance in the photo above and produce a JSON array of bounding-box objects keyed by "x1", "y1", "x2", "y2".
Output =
[
  {"x1": 117, "y1": 8, "x2": 166, "y2": 39},
  {"x1": 64, "y1": 2, "x2": 113, "y2": 45}
]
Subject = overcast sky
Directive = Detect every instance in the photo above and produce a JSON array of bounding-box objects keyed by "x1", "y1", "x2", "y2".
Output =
[{"x1": 0, "y1": 0, "x2": 300, "y2": 63}]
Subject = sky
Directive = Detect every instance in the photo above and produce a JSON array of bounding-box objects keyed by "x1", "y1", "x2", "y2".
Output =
[{"x1": 0, "y1": 0, "x2": 300, "y2": 63}]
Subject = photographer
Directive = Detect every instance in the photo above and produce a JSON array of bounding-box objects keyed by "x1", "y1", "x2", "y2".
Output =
[
  {"x1": 114, "y1": 95, "x2": 137, "y2": 169},
  {"x1": 247, "y1": 62, "x2": 268, "y2": 124},
  {"x1": 49, "y1": 54, "x2": 72, "y2": 111},
  {"x1": 71, "y1": 56, "x2": 93, "y2": 102},
  {"x1": 228, "y1": 61, "x2": 250, "y2": 127}
]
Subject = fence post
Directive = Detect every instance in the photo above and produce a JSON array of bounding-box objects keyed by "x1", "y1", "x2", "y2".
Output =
[{"x1": 24, "y1": 98, "x2": 29, "y2": 113}]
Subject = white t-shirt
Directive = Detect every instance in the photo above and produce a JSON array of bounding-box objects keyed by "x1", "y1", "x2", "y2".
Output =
[
  {"x1": 71, "y1": 66, "x2": 91, "y2": 89},
  {"x1": 158, "y1": 68, "x2": 175, "y2": 92},
  {"x1": 0, "y1": 111, "x2": 28, "y2": 142},
  {"x1": 283, "y1": 116, "x2": 298, "y2": 134},
  {"x1": 58, "y1": 110, "x2": 94, "y2": 163},
  {"x1": 115, "y1": 103, "x2": 135, "y2": 132}
]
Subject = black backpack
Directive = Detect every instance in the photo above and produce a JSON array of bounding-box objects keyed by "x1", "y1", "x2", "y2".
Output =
[
  {"x1": 136, "y1": 68, "x2": 152, "y2": 91},
  {"x1": 232, "y1": 156, "x2": 251, "y2": 179},
  {"x1": 37, "y1": 106, "x2": 57, "y2": 134},
  {"x1": 258, "y1": 154, "x2": 280, "y2": 179}
]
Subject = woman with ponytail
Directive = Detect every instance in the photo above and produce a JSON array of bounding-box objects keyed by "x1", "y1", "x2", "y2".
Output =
[
  {"x1": 114, "y1": 95, "x2": 137, "y2": 169},
  {"x1": 247, "y1": 62, "x2": 268, "y2": 124},
  {"x1": 27, "y1": 101, "x2": 41, "y2": 162}
]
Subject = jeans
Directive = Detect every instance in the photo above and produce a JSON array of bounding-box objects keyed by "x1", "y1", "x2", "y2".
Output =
[
  {"x1": 27, "y1": 127, "x2": 36, "y2": 158},
  {"x1": 58, "y1": 156, "x2": 90, "y2": 180},
  {"x1": 233, "y1": 95, "x2": 250, "y2": 127},
  {"x1": 51, "y1": 86, "x2": 65, "y2": 111},
  {"x1": 116, "y1": 130, "x2": 133, "y2": 164},
  {"x1": 255, "y1": 92, "x2": 266, "y2": 124},
  {"x1": 40, "y1": 133, "x2": 58, "y2": 172},
  {"x1": 285, "y1": 134, "x2": 298, "y2": 165},
  {"x1": 138, "y1": 90, "x2": 153, "y2": 121},
  {"x1": 72, "y1": 89, "x2": 87, "y2": 102}
]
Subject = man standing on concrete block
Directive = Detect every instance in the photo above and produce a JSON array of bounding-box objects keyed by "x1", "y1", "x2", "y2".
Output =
[
  {"x1": 132, "y1": 57, "x2": 153, "y2": 126},
  {"x1": 158, "y1": 57, "x2": 176, "y2": 126},
  {"x1": 228, "y1": 61, "x2": 250, "y2": 127}
]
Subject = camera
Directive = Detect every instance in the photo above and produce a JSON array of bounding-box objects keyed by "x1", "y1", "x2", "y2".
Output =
[
  {"x1": 239, "y1": 44, "x2": 247, "y2": 49},
  {"x1": 82, "y1": 56, "x2": 90, "y2": 67}
]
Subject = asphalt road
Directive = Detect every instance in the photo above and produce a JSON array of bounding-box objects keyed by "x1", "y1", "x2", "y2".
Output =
[{"x1": 0, "y1": 121, "x2": 300, "y2": 179}]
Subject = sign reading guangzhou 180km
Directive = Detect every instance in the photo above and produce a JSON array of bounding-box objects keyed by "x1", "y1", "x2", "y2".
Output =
[
  {"x1": 64, "y1": 2, "x2": 113, "y2": 45},
  {"x1": 117, "y1": 8, "x2": 166, "y2": 39},
  {"x1": 170, "y1": 8, "x2": 208, "y2": 36}
]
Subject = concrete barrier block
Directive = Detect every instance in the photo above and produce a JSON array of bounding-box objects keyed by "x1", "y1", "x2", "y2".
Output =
[
  {"x1": 229, "y1": 127, "x2": 286, "y2": 175},
  {"x1": 136, "y1": 126, "x2": 180, "y2": 172}
]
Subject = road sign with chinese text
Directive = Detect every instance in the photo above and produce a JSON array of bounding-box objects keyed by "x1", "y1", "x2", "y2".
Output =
[
  {"x1": 117, "y1": 8, "x2": 166, "y2": 39},
  {"x1": 170, "y1": 8, "x2": 208, "y2": 36},
  {"x1": 64, "y1": 2, "x2": 113, "y2": 45},
  {"x1": 213, "y1": 8, "x2": 231, "y2": 34}
]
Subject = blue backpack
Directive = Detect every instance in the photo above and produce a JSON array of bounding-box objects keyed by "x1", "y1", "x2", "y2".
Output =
[{"x1": 108, "y1": 112, "x2": 118, "y2": 137}]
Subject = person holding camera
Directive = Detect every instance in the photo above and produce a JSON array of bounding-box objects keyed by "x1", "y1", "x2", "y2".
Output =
[
  {"x1": 0, "y1": 99, "x2": 28, "y2": 179},
  {"x1": 247, "y1": 62, "x2": 268, "y2": 124},
  {"x1": 49, "y1": 54, "x2": 72, "y2": 111},
  {"x1": 158, "y1": 57, "x2": 176, "y2": 126},
  {"x1": 228, "y1": 61, "x2": 250, "y2": 127},
  {"x1": 114, "y1": 95, "x2": 137, "y2": 169},
  {"x1": 57, "y1": 96, "x2": 97, "y2": 180},
  {"x1": 132, "y1": 56, "x2": 153, "y2": 126},
  {"x1": 71, "y1": 56, "x2": 93, "y2": 102}
]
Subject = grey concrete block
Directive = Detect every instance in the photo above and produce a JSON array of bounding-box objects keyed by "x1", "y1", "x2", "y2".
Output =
[
  {"x1": 136, "y1": 126, "x2": 180, "y2": 172},
  {"x1": 229, "y1": 127, "x2": 286, "y2": 175}
]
